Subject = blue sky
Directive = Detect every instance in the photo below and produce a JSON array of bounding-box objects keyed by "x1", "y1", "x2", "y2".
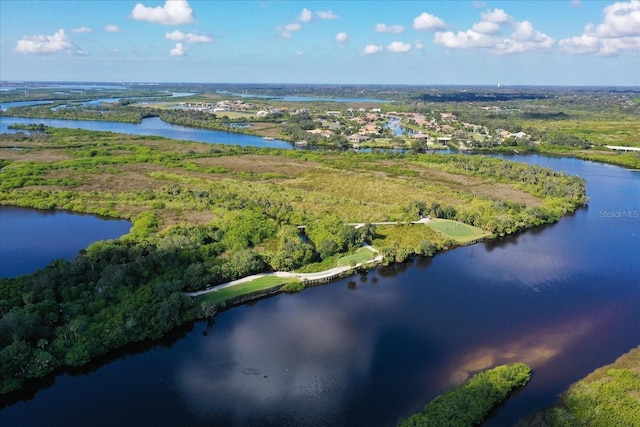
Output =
[{"x1": 1, "y1": 0, "x2": 638, "y2": 85}]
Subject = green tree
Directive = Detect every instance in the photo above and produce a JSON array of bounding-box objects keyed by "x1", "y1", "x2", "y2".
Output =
[
  {"x1": 358, "y1": 223, "x2": 377, "y2": 244},
  {"x1": 130, "y1": 212, "x2": 160, "y2": 238}
]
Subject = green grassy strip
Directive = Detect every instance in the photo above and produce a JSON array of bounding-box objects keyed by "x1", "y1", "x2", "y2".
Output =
[
  {"x1": 427, "y1": 219, "x2": 491, "y2": 243},
  {"x1": 399, "y1": 363, "x2": 532, "y2": 427},
  {"x1": 336, "y1": 247, "x2": 376, "y2": 267},
  {"x1": 195, "y1": 276, "x2": 300, "y2": 307}
]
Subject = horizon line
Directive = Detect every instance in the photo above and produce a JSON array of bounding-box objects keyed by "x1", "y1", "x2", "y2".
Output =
[{"x1": 1, "y1": 80, "x2": 639, "y2": 89}]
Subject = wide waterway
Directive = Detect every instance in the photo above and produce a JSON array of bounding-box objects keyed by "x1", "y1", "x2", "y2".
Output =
[
  {"x1": 0, "y1": 116, "x2": 293, "y2": 149},
  {"x1": 0, "y1": 126, "x2": 639, "y2": 425}
]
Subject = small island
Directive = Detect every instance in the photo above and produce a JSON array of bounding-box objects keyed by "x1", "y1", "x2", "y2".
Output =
[{"x1": 399, "y1": 363, "x2": 532, "y2": 426}]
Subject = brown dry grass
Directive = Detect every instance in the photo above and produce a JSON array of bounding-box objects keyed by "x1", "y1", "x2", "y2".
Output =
[
  {"x1": 250, "y1": 122, "x2": 286, "y2": 138},
  {"x1": 162, "y1": 209, "x2": 214, "y2": 227},
  {"x1": 77, "y1": 168, "x2": 162, "y2": 192},
  {"x1": 329, "y1": 158, "x2": 541, "y2": 208},
  {"x1": 192, "y1": 154, "x2": 318, "y2": 176},
  {"x1": 0, "y1": 148, "x2": 72, "y2": 162},
  {"x1": 414, "y1": 164, "x2": 543, "y2": 207},
  {"x1": 2, "y1": 128, "x2": 550, "y2": 231}
]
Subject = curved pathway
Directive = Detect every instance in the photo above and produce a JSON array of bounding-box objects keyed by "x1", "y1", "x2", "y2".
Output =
[{"x1": 187, "y1": 245, "x2": 382, "y2": 298}]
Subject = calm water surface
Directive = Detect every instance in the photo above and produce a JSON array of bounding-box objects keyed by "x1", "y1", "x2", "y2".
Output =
[
  {"x1": 0, "y1": 100, "x2": 55, "y2": 111},
  {"x1": 0, "y1": 206, "x2": 131, "y2": 278},
  {"x1": 0, "y1": 116, "x2": 293, "y2": 149},
  {"x1": 0, "y1": 148, "x2": 638, "y2": 425}
]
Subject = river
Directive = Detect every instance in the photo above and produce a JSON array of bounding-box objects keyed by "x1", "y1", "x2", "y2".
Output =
[
  {"x1": 0, "y1": 116, "x2": 293, "y2": 149},
  {"x1": 0, "y1": 128, "x2": 639, "y2": 426}
]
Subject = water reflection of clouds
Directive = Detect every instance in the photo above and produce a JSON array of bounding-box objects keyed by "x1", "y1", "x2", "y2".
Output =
[
  {"x1": 445, "y1": 317, "x2": 593, "y2": 386},
  {"x1": 177, "y1": 283, "x2": 400, "y2": 423},
  {"x1": 462, "y1": 242, "x2": 576, "y2": 291}
]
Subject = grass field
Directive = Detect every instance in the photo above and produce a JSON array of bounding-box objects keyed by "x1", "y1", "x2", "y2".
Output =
[
  {"x1": 195, "y1": 276, "x2": 300, "y2": 307},
  {"x1": 336, "y1": 247, "x2": 376, "y2": 267},
  {"x1": 519, "y1": 346, "x2": 640, "y2": 426},
  {"x1": 427, "y1": 219, "x2": 491, "y2": 243}
]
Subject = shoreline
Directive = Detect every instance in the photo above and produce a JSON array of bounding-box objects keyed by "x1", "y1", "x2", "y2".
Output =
[
  {"x1": 188, "y1": 219, "x2": 496, "y2": 317},
  {"x1": 189, "y1": 246, "x2": 384, "y2": 316}
]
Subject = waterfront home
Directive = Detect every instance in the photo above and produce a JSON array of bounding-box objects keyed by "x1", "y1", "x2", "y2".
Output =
[{"x1": 348, "y1": 134, "x2": 370, "y2": 143}]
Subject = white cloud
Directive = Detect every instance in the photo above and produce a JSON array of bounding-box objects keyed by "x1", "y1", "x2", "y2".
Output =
[
  {"x1": 105, "y1": 24, "x2": 120, "y2": 33},
  {"x1": 15, "y1": 29, "x2": 86, "y2": 55},
  {"x1": 596, "y1": 0, "x2": 640, "y2": 37},
  {"x1": 282, "y1": 22, "x2": 303, "y2": 38},
  {"x1": 72, "y1": 26, "x2": 92, "y2": 33},
  {"x1": 131, "y1": 0, "x2": 194, "y2": 25},
  {"x1": 278, "y1": 22, "x2": 302, "y2": 38},
  {"x1": 434, "y1": 8, "x2": 555, "y2": 54},
  {"x1": 560, "y1": 0, "x2": 640, "y2": 56},
  {"x1": 512, "y1": 21, "x2": 547, "y2": 42},
  {"x1": 170, "y1": 42, "x2": 187, "y2": 56},
  {"x1": 336, "y1": 32, "x2": 348, "y2": 43},
  {"x1": 317, "y1": 10, "x2": 338, "y2": 20},
  {"x1": 165, "y1": 30, "x2": 213, "y2": 43},
  {"x1": 278, "y1": 7, "x2": 337, "y2": 39},
  {"x1": 299, "y1": 8, "x2": 312, "y2": 23},
  {"x1": 363, "y1": 44, "x2": 383, "y2": 55},
  {"x1": 559, "y1": 33, "x2": 601, "y2": 55},
  {"x1": 434, "y1": 30, "x2": 495, "y2": 49},
  {"x1": 413, "y1": 12, "x2": 446, "y2": 31},
  {"x1": 296, "y1": 51, "x2": 304, "y2": 56},
  {"x1": 480, "y1": 8, "x2": 511, "y2": 24},
  {"x1": 165, "y1": 30, "x2": 185, "y2": 41},
  {"x1": 375, "y1": 23, "x2": 404, "y2": 34},
  {"x1": 414, "y1": 41, "x2": 424, "y2": 50},
  {"x1": 387, "y1": 41, "x2": 412, "y2": 53},
  {"x1": 471, "y1": 20, "x2": 501, "y2": 35},
  {"x1": 472, "y1": 1, "x2": 487, "y2": 8}
]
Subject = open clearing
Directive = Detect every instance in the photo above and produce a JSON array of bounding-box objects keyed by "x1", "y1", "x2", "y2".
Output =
[
  {"x1": 192, "y1": 154, "x2": 319, "y2": 176},
  {"x1": 427, "y1": 219, "x2": 491, "y2": 243},
  {"x1": 195, "y1": 276, "x2": 299, "y2": 307},
  {"x1": 408, "y1": 162, "x2": 543, "y2": 208},
  {"x1": 336, "y1": 247, "x2": 376, "y2": 267}
]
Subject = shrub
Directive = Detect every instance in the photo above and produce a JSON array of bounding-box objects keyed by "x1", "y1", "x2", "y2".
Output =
[{"x1": 399, "y1": 363, "x2": 531, "y2": 427}]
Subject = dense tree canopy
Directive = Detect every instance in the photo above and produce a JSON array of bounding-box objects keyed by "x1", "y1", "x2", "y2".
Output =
[{"x1": 0, "y1": 126, "x2": 588, "y2": 394}]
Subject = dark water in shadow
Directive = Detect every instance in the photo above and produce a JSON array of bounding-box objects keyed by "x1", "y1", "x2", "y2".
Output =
[
  {"x1": 0, "y1": 206, "x2": 131, "y2": 278},
  {"x1": 0, "y1": 156, "x2": 638, "y2": 426}
]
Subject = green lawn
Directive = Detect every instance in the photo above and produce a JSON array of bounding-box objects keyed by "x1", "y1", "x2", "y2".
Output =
[
  {"x1": 336, "y1": 247, "x2": 376, "y2": 267},
  {"x1": 427, "y1": 219, "x2": 490, "y2": 243},
  {"x1": 218, "y1": 111, "x2": 256, "y2": 119},
  {"x1": 195, "y1": 248, "x2": 375, "y2": 309},
  {"x1": 195, "y1": 276, "x2": 300, "y2": 307}
]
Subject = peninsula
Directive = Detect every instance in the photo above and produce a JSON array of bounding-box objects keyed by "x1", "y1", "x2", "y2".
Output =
[{"x1": 0, "y1": 121, "x2": 587, "y2": 394}]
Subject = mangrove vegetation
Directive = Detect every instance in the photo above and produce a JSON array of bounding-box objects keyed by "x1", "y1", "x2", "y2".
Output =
[
  {"x1": 398, "y1": 363, "x2": 532, "y2": 427},
  {"x1": 0, "y1": 124, "x2": 589, "y2": 394}
]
